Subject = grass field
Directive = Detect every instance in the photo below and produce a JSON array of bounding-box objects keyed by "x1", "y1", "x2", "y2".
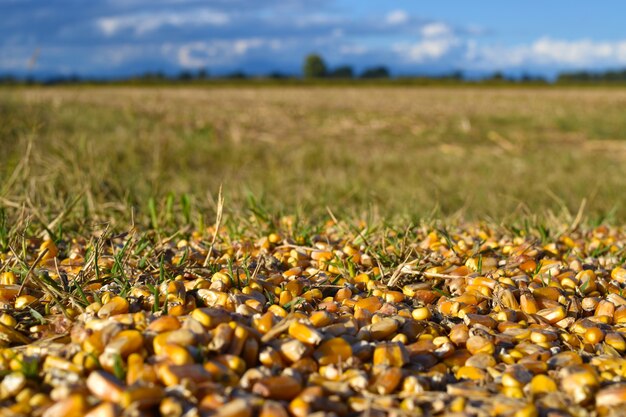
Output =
[
  {"x1": 2, "y1": 86, "x2": 626, "y2": 233},
  {"x1": 3, "y1": 86, "x2": 626, "y2": 416}
]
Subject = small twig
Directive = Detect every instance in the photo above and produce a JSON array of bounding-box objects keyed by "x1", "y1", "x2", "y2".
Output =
[
  {"x1": 260, "y1": 317, "x2": 295, "y2": 343},
  {"x1": 402, "y1": 269, "x2": 465, "y2": 280},
  {"x1": 569, "y1": 198, "x2": 587, "y2": 232},
  {"x1": 249, "y1": 256, "x2": 263, "y2": 282},
  {"x1": 386, "y1": 255, "x2": 417, "y2": 287},
  {"x1": 0, "y1": 322, "x2": 31, "y2": 345},
  {"x1": 16, "y1": 247, "x2": 48, "y2": 296},
  {"x1": 203, "y1": 185, "x2": 224, "y2": 267},
  {"x1": 0, "y1": 197, "x2": 21, "y2": 208}
]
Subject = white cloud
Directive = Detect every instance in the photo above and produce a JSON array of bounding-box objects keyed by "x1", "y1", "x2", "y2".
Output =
[
  {"x1": 395, "y1": 38, "x2": 458, "y2": 63},
  {"x1": 531, "y1": 37, "x2": 626, "y2": 65},
  {"x1": 295, "y1": 14, "x2": 343, "y2": 27},
  {"x1": 339, "y1": 44, "x2": 368, "y2": 55},
  {"x1": 394, "y1": 21, "x2": 458, "y2": 63},
  {"x1": 421, "y1": 22, "x2": 452, "y2": 38},
  {"x1": 97, "y1": 9, "x2": 230, "y2": 36},
  {"x1": 176, "y1": 38, "x2": 284, "y2": 68},
  {"x1": 91, "y1": 45, "x2": 149, "y2": 66},
  {"x1": 386, "y1": 10, "x2": 409, "y2": 26},
  {"x1": 468, "y1": 37, "x2": 626, "y2": 69}
]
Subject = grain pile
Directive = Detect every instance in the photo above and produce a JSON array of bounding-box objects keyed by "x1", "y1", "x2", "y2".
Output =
[{"x1": 1, "y1": 221, "x2": 626, "y2": 416}]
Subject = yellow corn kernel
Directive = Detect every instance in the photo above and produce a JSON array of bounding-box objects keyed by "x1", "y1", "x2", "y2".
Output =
[
  {"x1": 120, "y1": 385, "x2": 164, "y2": 408},
  {"x1": 147, "y1": 315, "x2": 181, "y2": 332},
  {"x1": 153, "y1": 330, "x2": 195, "y2": 355},
  {"x1": 583, "y1": 327, "x2": 605, "y2": 345},
  {"x1": 412, "y1": 307, "x2": 431, "y2": 321},
  {"x1": 159, "y1": 363, "x2": 212, "y2": 387},
  {"x1": 456, "y1": 366, "x2": 487, "y2": 381},
  {"x1": 466, "y1": 336, "x2": 495, "y2": 355},
  {"x1": 301, "y1": 289, "x2": 322, "y2": 301},
  {"x1": 15, "y1": 295, "x2": 37, "y2": 310},
  {"x1": 0, "y1": 272, "x2": 17, "y2": 285},
  {"x1": 260, "y1": 346, "x2": 285, "y2": 368},
  {"x1": 370, "y1": 318, "x2": 398, "y2": 340},
  {"x1": 314, "y1": 337, "x2": 352, "y2": 366},
  {"x1": 160, "y1": 344, "x2": 194, "y2": 365},
  {"x1": 279, "y1": 290, "x2": 293, "y2": 306},
  {"x1": 373, "y1": 342, "x2": 409, "y2": 367},
  {"x1": 309, "y1": 310, "x2": 334, "y2": 327},
  {"x1": 514, "y1": 404, "x2": 538, "y2": 417},
  {"x1": 606, "y1": 332, "x2": 626, "y2": 351},
  {"x1": 41, "y1": 394, "x2": 86, "y2": 417},
  {"x1": 288, "y1": 321, "x2": 323, "y2": 345},
  {"x1": 370, "y1": 366, "x2": 402, "y2": 395},
  {"x1": 86, "y1": 371, "x2": 124, "y2": 403},
  {"x1": 268, "y1": 304, "x2": 288, "y2": 318},
  {"x1": 354, "y1": 296, "x2": 382, "y2": 313},
  {"x1": 43, "y1": 355, "x2": 82, "y2": 374},
  {"x1": 109, "y1": 330, "x2": 144, "y2": 357},
  {"x1": 191, "y1": 307, "x2": 231, "y2": 329},
  {"x1": 596, "y1": 385, "x2": 626, "y2": 411},
  {"x1": 227, "y1": 324, "x2": 249, "y2": 356},
  {"x1": 252, "y1": 375, "x2": 302, "y2": 400},
  {"x1": 335, "y1": 287, "x2": 352, "y2": 302},
  {"x1": 529, "y1": 374, "x2": 557, "y2": 395},
  {"x1": 215, "y1": 354, "x2": 247, "y2": 375},
  {"x1": 97, "y1": 296, "x2": 129, "y2": 318},
  {"x1": 0, "y1": 313, "x2": 17, "y2": 328},
  {"x1": 252, "y1": 312, "x2": 273, "y2": 334},
  {"x1": 38, "y1": 239, "x2": 59, "y2": 262}
]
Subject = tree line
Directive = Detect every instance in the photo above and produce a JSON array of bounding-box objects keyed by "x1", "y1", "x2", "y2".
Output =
[
  {"x1": 1, "y1": 53, "x2": 626, "y2": 85},
  {"x1": 557, "y1": 68, "x2": 626, "y2": 83}
]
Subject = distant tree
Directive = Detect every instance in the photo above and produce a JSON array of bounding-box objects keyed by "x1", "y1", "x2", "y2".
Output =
[
  {"x1": 138, "y1": 71, "x2": 166, "y2": 81},
  {"x1": 178, "y1": 70, "x2": 194, "y2": 81},
  {"x1": 197, "y1": 68, "x2": 209, "y2": 79},
  {"x1": 557, "y1": 69, "x2": 626, "y2": 83},
  {"x1": 448, "y1": 70, "x2": 464, "y2": 81},
  {"x1": 268, "y1": 71, "x2": 289, "y2": 79},
  {"x1": 520, "y1": 72, "x2": 547, "y2": 83},
  {"x1": 329, "y1": 65, "x2": 354, "y2": 79},
  {"x1": 0, "y1": 74, "x2": 17, "y2": 85},
  {"x1": 225, "y1": 71, "x2": 247, "y2": 79},
  {"x1": 303, "y1": 54, "x2": 327, "y2": 78},
  {"x1": 489, "y1": 71, "x2": 506, "y2": 81},
  {"x1": 360, "y1": 66, "x2": 390, "y2": 79}
]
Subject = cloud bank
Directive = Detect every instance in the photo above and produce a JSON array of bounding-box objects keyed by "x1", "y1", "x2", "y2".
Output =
[{"x1": 1, "y1": 0, "x2": 625, "y2": 77}]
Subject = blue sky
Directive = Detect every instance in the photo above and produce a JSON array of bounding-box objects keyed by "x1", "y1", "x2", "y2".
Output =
[{"x1": 1, "y1": 0, "x2": 625, "y2": 78}]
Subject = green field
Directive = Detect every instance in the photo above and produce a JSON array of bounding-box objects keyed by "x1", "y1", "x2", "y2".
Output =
[{"x1": 2, "y1": 86, "x2": 626, "y2": 232}]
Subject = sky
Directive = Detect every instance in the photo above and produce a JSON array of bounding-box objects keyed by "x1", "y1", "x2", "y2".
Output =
[{"x1": 1, "y1": 0, "x2": 626, "y2": 78}]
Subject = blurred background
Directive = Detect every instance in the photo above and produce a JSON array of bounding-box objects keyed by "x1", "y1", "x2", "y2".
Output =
[
  {"x1": 2, "y1": 0, "x2": 626, "y2": 81},
  {"x1": 1, "y1": 1, "x2": 626, "y2": 229}
]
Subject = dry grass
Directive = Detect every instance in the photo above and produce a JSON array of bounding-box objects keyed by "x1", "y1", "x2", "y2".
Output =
[{"x1": 1, "y1": 86, "x2": 626, "y2": 232}]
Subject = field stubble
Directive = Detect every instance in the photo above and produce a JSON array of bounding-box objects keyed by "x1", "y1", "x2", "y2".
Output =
[{"x1": 2, "y1": 86, "x2": 626, "y2": 229}]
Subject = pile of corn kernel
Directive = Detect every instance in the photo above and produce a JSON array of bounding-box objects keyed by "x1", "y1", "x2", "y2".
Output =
[{"x1": 2, "y1": 221, "x2": 626, "y2": 417}]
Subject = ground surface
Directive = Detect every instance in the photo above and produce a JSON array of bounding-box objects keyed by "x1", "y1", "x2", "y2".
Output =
[
  {"x1": 2, "y1": 86, "x2": 626, "y2": 224},
  {"x1": 1, "y1": 86, "x2": 626, "y2": 416}
]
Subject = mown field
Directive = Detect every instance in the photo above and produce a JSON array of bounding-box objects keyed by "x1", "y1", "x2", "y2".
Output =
[
  {"x1": 2, "y1": 86, "x2": 626, "y2": 231},
  {"x1": 2, "y1": 86, "x2": 626, "y2": 417}
]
